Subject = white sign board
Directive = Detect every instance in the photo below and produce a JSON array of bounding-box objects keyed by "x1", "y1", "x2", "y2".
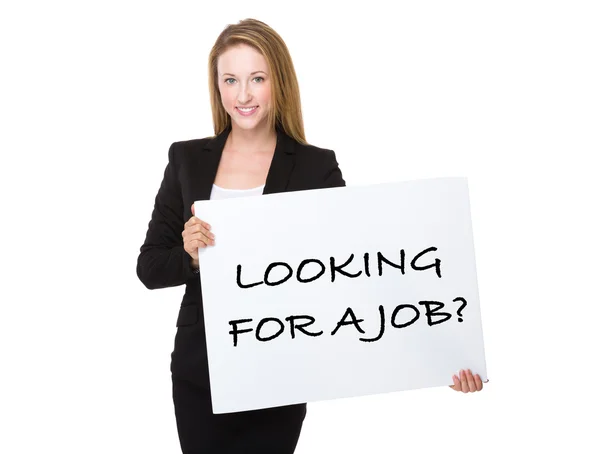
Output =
[{"x1": 195, "y1": 178, "x2": 487, "y2": 414}]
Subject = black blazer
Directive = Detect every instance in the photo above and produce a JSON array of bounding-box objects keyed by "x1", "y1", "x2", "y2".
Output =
[{"x1": 137, "y1": 125, "x2": 346, "y2": 388}]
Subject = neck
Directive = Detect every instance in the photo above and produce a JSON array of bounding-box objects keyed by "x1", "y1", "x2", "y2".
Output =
[{"x1": 228, "y1": 122, "x2": 277, "y2": 153}]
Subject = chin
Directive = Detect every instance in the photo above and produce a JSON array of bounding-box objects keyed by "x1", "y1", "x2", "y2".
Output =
[{"x1": 230, "y1": 114, "x2": 268, "y2": 131}]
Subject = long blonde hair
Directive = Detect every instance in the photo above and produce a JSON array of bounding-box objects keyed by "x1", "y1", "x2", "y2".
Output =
[{"x1": 208, "y1": 19, "x2": 306, "y2": 144}]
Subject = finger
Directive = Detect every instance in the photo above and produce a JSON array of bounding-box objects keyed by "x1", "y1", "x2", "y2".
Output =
[
  {"x1": 191, "y1": 218, "x2": 212, "y2": 232},
  {"x1": 196, "y1": 222, "x2": 214, "y2": 235},
  {"x1": 189, "y1": 239, "x2": 208, "y2": 250},
  {"x1": 466, "y1": 369, "x2": 477, "y2": 392},
  {"x1": 184, "y1": 222, "x2": 210, "y2": 236},
  {"x1": 194, "y1": 226, "x2": 215, "y2": 245},
  {"x1": 186, "y1": 232, "x2": 214, "y2": 247},
  {"x1": 191, "y1": 204, "x2": 195, "y2": 216},
  {"x1": 450, "y1": 374, "x2": 461, "y2": 391},
  {"x1": 184, "y1": 216, "x2": 209, "y2": 230},
  {"x1": 183, "y1": 217, "x2": 196, "y2": 230},
  {"x1": 183, "y1": 222, "x2": 214, "y2": 242},
  {"x1": 460, "y1": 369, "x2": 468, "y2": 393},
  {"x1": 474, "y1": 374, "x2": 483, "y2": 391}
]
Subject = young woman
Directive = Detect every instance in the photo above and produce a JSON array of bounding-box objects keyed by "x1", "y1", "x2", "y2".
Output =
[{"x1": 137, "y1": 18, "x2": 484, "y2": 454}]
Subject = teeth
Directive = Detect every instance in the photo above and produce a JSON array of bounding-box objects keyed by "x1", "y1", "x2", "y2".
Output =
[{"x1": 238, "y1": 107, "x2": 257, "y2": 112}]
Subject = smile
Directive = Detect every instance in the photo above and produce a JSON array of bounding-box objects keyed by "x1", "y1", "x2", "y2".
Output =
[{"x1": 236, "y1": 106, "x2": 258, "y2": 116}]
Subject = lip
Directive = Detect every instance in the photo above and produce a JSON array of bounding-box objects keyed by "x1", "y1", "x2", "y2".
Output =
[{"x1": 235, "y1": 106, "x2": 258, "y2": 117}]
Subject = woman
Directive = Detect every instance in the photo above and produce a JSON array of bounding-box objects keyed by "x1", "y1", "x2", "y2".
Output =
[{"x1": 137, "y1": 18, "x2": 484, "y2": 454}]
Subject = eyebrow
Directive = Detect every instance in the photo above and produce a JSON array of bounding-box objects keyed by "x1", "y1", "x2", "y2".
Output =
[{"x1": 221, "y1": 71, "x2": 267, "y2": 77}]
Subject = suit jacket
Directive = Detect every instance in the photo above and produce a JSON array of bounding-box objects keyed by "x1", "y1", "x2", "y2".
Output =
[{"x1": 137, "y1": 125, "x2": 346, "y2": 388}]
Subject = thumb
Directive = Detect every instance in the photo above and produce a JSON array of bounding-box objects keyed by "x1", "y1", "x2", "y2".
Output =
[{"x1": 191, "y1": 203, "x2": 195, "y2": 216}]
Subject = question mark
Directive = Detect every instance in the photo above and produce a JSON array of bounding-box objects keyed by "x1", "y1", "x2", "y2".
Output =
[{"x1": 453, "y1": 297, "x2": 468, "y2": 322}]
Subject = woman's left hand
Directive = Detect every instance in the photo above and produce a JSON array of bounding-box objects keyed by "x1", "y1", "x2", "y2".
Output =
[{"x1": 449, "y1": 369, "x2": 486, "y2": 393}]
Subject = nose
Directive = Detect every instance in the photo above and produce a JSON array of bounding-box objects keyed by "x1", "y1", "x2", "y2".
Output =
[{"x1": 237, "y1": 83, "x2": 252, "y2": 104}]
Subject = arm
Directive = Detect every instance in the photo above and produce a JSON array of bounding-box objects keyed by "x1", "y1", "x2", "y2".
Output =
[{"x1": 136, "y1": 143, "x2": 196, "y2": 289}]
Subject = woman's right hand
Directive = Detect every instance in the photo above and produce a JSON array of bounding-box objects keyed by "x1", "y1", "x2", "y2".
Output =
[{"x1": 182, "y1": 203, "x2": 215, "y2": 266}]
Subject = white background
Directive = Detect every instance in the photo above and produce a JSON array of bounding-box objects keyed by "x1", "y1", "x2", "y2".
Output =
[{"x1": 1, "y1": 0, "x2": 598, "y2": 453}]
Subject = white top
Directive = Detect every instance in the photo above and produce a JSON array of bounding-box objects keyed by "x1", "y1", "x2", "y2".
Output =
[{"x1": 210, "y1": 183, "x2": 265, "y2": 200}]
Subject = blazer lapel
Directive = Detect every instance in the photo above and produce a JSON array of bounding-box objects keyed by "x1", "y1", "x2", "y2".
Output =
[
  {"x1": 263, "y1": 127, "x2": 297, "y2": 195},
  {"x1": 191, "y1": 126, "x2": 231, "y2": 202}
]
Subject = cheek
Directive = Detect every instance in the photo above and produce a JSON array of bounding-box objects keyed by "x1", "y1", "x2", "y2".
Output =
[
  {"x1": 260, "y1": 85, "x2": 272, "y2": 106},
  {"x1": 219, "y1": 86, "x2": 234, "y2": 108}
]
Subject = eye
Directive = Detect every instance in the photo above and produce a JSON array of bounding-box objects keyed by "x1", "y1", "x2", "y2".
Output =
[
  {"x1": 252, "y1": 76, "x2": 264, "y2": 83},
  {"x1": 224, "y1": 78, "x2": 236, "y2": 85}
]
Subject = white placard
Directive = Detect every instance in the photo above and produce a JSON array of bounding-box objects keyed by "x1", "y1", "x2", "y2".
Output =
[{"x1": 195, "y1": 177, "x2": 487, "y2": 414}]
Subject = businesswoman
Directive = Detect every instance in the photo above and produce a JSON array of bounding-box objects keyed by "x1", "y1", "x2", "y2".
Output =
[{"x1": 137, "y1": 18, "x2": 484, "y2": 454}]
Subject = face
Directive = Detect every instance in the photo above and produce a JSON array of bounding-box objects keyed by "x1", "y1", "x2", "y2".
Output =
[{"x1": 217, "y1": 44, "x2": 272, "y2": 132}]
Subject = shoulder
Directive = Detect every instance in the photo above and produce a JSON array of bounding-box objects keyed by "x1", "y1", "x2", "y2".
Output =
[
  {"x1": 169, "y1": 136, "x2": 214, "y2": 155},
  {"x1": 164, "y1": 135, "x2": 215, "y2": 165},
  {"x1": 294, "y1": 141, "x2": 340, "y2": 166},
  {"x1": 295, "y1": 140, "x2": 333, "y2": 156},
  {"x1": 290, "y1": 140, "x2": 345, "y2": 189}
]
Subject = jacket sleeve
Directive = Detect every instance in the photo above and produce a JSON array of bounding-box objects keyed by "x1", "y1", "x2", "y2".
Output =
[
  {"x1": 322, "y1": 149, "x2": 346, "y2": 188},
  {"x1": 137, "y1": 143, "x2": 196, "y2": 289}
]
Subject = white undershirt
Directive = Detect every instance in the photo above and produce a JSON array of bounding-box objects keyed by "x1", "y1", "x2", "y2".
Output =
[{"x1": 210, "y1": 183, "x2": 265, "y2": 200}]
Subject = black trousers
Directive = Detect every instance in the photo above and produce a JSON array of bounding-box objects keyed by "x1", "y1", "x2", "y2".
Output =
[{"x1": 172, "y1": 374, "x2": 307, "y2": 454}]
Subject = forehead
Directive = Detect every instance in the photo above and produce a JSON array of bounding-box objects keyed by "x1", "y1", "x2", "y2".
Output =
[{"x1": 217, "y1": 44, "x2": 269, "y2": 74}]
